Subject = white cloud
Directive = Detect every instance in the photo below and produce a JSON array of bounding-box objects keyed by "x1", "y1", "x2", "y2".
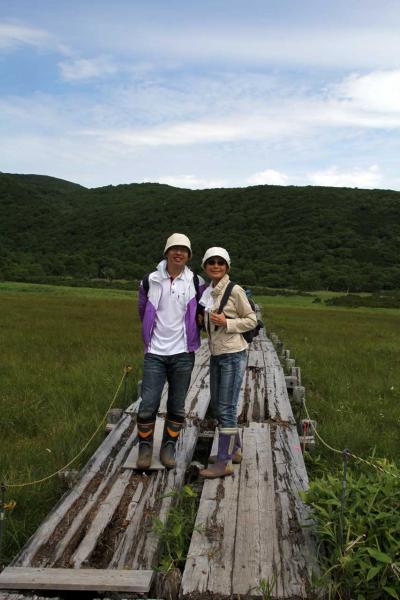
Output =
[
  {"x1": 135, "y1": 27, "x2": 400, "y2": 70},
  {"x1": 0, "y1": 22, "x2": 52, "y2": 49},
  {"x1": 247, "y1": 169, "x2": 289, "y2": 186},
  {"x1": 334, "y1": 69, "x2": 400, "y2": 113},
  {"x1": 307, "y1": 165, "x2": 383, "y2": 189},
  {"x1": 157, "y1": 174, "x2": 227, "y2": 189},
  {"x1": 1, "y1": 66, "x2": 400, "y2": 189},
  {"x1": 77, "y1": 67, "x2": 400, "y2": 150},
  {"x1": 58, "y1": 57, "x2": 119, "y2": 81}
]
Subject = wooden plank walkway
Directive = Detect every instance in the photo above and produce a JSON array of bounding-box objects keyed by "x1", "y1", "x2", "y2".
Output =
[
  {"x1": 181, "y1": 329, "x2": 317, "y2": 599},
  {"x1": 0, "y1": 567, "x2": 153, "y2": 592},
  {"x1": 0, "y1": 342, "x2": 211, "y2": 599},
  {"x1": 0, "y1": 317, "x2": 318, "y2": 599}
]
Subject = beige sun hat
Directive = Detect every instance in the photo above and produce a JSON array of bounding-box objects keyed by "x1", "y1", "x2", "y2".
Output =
[
  {"x1": 201, "y1": 247, "x2": 231, "y2": 268},
  {"x1": 164, "y1": 233, "x2": 192, "y2": 257}
]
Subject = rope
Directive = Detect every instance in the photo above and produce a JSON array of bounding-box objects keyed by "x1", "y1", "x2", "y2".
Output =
[
  {"x1": 302, "y1": 396, "x2": 400, "y2": 480},
  {"x1": 4, "y1": 366, "x2": 132, "y2": 490}
]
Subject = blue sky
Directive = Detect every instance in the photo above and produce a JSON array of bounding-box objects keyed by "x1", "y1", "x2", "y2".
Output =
[{"x1": 1, "y1": 0, "x2": 400, "y2": 189}]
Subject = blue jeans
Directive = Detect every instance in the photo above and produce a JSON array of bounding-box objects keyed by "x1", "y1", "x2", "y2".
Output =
[
  {"x1": 209, "y1": 350, "x2": 247, "y2": 428},
  {"x1": 138, "y1": 352, "x2": 195, "y2": 421}
]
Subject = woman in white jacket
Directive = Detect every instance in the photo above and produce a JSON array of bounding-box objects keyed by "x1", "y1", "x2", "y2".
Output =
[{"x1": 199, "y1": 247, "x2": 257, "y2": 478}]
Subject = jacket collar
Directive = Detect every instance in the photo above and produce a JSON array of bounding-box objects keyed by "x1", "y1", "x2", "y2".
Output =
[
  {"x1": 211, "y1": 273, "x2": 230, "y2": 297},
  {"x1": 153, "y1": 259, "x2": 191, "y2": 283}
]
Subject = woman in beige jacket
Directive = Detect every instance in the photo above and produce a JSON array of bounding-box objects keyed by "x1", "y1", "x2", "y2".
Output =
[{"x1": 199, "y1": 247, "x2": 257, "y2": 478}]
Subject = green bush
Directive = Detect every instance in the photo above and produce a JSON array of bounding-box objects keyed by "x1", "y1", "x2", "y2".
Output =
[
  {"x1": 302, "y1": 459, "x2": 400, "y2": 599},
  {"x1": 152, "y1": 484, "x2": 199, "y2": 573}
]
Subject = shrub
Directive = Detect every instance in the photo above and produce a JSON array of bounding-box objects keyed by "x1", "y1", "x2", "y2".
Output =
[
  {"x1": 302, "y1": 459, "x2": 400, "y2": 599},
  {"x1": 152, "y1": 484, "x2": 199, "y2": 573}
]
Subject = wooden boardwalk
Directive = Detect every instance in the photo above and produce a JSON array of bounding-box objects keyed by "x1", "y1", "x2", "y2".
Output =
[
  {"x1": 0, "y1": 325, "x2": 317, "y2": 599},
  {"x1": 182, "y1": 334, "x2": 317, "y2": 599}
]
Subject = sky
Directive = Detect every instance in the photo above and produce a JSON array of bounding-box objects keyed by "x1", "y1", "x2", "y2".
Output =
[{"x1": 1, "y1": 0, "x2": 400, "y2": 190}]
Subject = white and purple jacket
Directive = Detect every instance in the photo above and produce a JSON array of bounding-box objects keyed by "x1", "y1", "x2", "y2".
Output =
[{"x1": 138, "y1": 260, "x2": 206, "y2": 354}]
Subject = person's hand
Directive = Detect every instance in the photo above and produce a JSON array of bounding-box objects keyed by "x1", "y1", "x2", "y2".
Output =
[{"x1": 210, "y1": 311, "x2": 227, "y2": 327}]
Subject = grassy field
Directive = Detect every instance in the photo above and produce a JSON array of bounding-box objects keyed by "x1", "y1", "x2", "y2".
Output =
[
  {"x1": 0, "y1": 282, "x2": 142, "y2": 564},
  {"x1": 259, "y1": 295, "x2": 400, "y2": 463},
  {"x1": 0, "y1": 282, "x2": 399, "y2": 566}
]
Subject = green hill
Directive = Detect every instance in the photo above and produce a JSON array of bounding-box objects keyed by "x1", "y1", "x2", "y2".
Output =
[{"x1": 1, "y1": 172, "x2": 400, "y2": 291}]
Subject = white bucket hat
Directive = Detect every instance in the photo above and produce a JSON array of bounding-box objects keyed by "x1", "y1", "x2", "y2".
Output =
[
  {"x1": 201, "y1": 247, "x2": 231, "y2": 268},
  {"x1": 164, "y1": 233, "x2": 192, "y2": 257}
]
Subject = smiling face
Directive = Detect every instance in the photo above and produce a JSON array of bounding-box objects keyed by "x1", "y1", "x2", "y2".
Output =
[
  {"x1": 204, "y1": 256, "x2": 228, "y2": 284},
  {"x1": 166, "y1": 245, "x2": 190, "y2": 272}
]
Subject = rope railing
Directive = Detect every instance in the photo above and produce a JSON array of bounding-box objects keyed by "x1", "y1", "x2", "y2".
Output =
[{"x1": 2, "y1": 366, "x2": 132, "y2": 490}]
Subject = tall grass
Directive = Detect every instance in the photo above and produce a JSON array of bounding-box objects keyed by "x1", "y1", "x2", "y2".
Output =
[
  {"x1": 260, "y1": 299, "x2": 400, "y2": 597},
  {"x1": 260, "y1": 300, "x2": 400, "y2": 463},
  {"x1": 1, "y1": 283, "x2": 399, "y2": 568},
  {"x1": 0, "y1": 285, "x2": 143, "y2": 563}
]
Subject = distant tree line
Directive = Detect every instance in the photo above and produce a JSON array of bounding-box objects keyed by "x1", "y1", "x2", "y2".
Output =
[{"x1": 1, "y1": 172, "x2": 400, "y2": 292}]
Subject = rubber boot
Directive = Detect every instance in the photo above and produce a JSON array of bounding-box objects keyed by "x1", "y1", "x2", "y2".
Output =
[
  {"x1": 137, "y1": 420, "x2": 156, "y2": 470},
  {"x1": 199, "y1": 428, "x2": 236, "y2": 479},
  {"x1": 159, "y1": 416, "x2": 184, "y2": 469},
  {"x1": 208, "y1": 430, "x2": 242, "y2": 464}
]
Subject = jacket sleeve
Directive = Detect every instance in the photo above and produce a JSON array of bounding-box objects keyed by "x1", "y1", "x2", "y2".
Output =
[
  {"x1": 225, "y1": 287, "x2": 257, "y2": 334},
  {"x1": 138, "y1": 282, "x2": 147, "y2": 321}
]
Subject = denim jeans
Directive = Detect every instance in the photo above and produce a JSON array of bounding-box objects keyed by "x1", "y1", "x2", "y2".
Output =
[
  {"x1": 138, "y1": 352, "x2": 195, "y2": 421},
  {"x1": 209, "y1": 350, "x2": 247, "y2": 428}
]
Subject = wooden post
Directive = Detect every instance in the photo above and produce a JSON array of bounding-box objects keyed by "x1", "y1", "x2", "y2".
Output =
[
  {"x1": 285, "y1": 375, "x2": 298, "y2": 392},
  {"x1": 286, "y1": 357, "x2": 295, "y2": 369},
  {"x1": 105, "y1": 408, "x2": 124, "y2": 433},
  {"x1": 270, "y1": 332, "x2": 279, "y2": 344},
  {"x1": 292, "y1": 386, "x2": 305, "y2": 406},
  {"x1": 299, "y1": 419, "x2": 317, "y2": 453},
  {"x1": 291, "y1": 366, "x2": 302, "y2": 386}
]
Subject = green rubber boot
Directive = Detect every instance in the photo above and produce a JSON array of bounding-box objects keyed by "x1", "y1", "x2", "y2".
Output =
[
  {"x1": 136, "y1": 420, "x2": 155, "y2": 470},
  {"x1": 159, "y1": 417, "x2": 184, "y2": 469}
]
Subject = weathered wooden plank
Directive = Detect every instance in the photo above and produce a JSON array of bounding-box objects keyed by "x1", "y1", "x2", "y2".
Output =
[
  {"x1": 131, "y1": 425, "x2": 199, "y2": 569},
  {"x1": 109, "y1": 472, "x2": 163, "y2": 568},
  {"x1": 11, "y1": 340, "x2": 211, "y2": 570},
  {"x1": 243, "y1": 367, "x2": 266, "y2": 423},
  {"x1": 263, "y1": 336, "x2": 296, "y2": 423},
  {"x1": 183, "y1": 325, "x2": 318, "y2": 599},
  {"x1": 0, "y1": 595, "x2": 62, "y2": 600},
  {"x1": 0, "y1": 567, "x2": 153, "y2": 593},
  {"x1": 123, "y1": 416, "x2": 165, "y2": 470},
  {"x1": 15, "y1": 414, "x2": 135, "y2": 567},
  {"x1": 50, "y1": 425, "x2": 138, "y2": 566},
  {"x1": 182, "y1": 424, "x2": 288, "y2": 598},
  {"x1": 181, "y1": 431, "x2": 241, "y2": 597},
  {"x1": 232, "y1": 423, "x2": 284, "y2": 597},
  {"x1": 247, "y1": 348, "x2": 265, "y2": 369},
  {"x1": 235, "y1": 355, "x2": 249, "y2": 418},
  {"x1": 271, "y1": 423, "x2": 318, "y2": 596},
  {"x1": 185, "y1": 366, "x2": 211, "y2": 419},
  {"x1": 107, "y1": 427, "x2": 206, "y2": 570},
  {"x1": 71, "y1": 469, "x2": 133, "y2": 568}
]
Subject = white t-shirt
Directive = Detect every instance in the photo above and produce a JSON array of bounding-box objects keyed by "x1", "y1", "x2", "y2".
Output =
[{"x1": 148, "y1": 272, "x2": 187, "y2": 355}]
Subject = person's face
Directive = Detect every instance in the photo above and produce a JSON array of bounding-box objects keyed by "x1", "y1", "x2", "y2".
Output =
[
  {"x1": 204, "y1": 256, "x2": 228, "y2": 282},
  {"x1": 166, "y1": 245, "x2": 190, "y2": 270}
]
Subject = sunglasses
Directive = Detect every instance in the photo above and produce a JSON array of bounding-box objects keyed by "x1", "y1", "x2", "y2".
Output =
[{"x1": 206, "y1": 259, "x2": 226, "y2": 266}]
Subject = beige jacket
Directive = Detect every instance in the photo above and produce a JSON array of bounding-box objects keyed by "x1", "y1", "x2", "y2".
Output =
[{"x1": 202, "y1": 274, "x2": 257, "y2": 356}]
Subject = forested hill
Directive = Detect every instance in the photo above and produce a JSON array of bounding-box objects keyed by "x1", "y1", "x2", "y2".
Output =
[{"x1": 1, "y1": 172, "x2": 400, "y2": 291}]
